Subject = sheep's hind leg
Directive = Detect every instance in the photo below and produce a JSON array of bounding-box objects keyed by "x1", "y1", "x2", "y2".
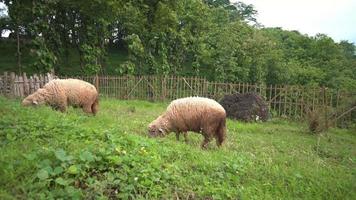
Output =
[
  {"x1": 58, "y1": 105, "x2": 67, "y2": 113},
  {"x1": 175, "y1": 132, "x2": 180, "y2": 141},
  {"x1": 56, "y1": 100, "x2": 67, "y2": 112},
  {"x1": 201, "y1": 136, "x2": 211, "y2": 149},
  {"x1": 82, "y1": 104, "x2": 93, "y2": 114}
]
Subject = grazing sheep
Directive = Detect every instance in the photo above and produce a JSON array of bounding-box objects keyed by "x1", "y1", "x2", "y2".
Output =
[
  {"x1": 22, "y1": 79, "x2": 99, "y2": 115},
  {"x1": 148, "y1": 97, "x2": 227, "y2": 148}
]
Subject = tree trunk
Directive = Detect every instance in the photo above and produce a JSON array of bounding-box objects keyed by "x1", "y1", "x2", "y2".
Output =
[
  {"x1": 16, "y1": 28, "x2": 22, "y2": 74},
  {"x1": 17, "y1": 27, "x2": 22, "y2": 74}
]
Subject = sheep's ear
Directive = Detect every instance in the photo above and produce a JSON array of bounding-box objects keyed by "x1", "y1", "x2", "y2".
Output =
[{"x1": 33, "y1": 100, "x2": 38, "y2": 105}]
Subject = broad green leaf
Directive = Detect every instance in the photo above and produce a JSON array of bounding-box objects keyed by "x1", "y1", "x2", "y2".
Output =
[
  {"x1": 43, "y1": 166, "x2": 53, "y2": 174},
  {"x1": 79, "y1": 151, "x2": 95, "y2": 162},
  {"x1": 53, "y1": 166, "x2": 64, "y2": 175},
  {"x1": 23, "y1": 153, "x2": 37, "y2": 161},
  {"x1": 55, "y1": 177, "x2": 68, "y2": 186},
  {"x1": 55, "y1": 149, "x2": 68, "y2": 162},
  {"x1": 67, "y1": 165, "x2": 79, "y2": 175},
  {"x1": 37, "y1": 169, "x2": 49, "y2": 180}
]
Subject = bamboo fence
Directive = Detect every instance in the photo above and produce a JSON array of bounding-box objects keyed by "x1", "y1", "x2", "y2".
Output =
[{"x1": 1, "y1": 72, "x2": 355, "y2": 127}]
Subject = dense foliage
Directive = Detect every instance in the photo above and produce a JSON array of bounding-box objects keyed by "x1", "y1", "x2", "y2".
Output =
[
  {"x1": 0, "y1": 97, "x2": 355, "y2": 199},
  {"x1": 0, "y1": 0, "x2": 355, "y2": 90}
]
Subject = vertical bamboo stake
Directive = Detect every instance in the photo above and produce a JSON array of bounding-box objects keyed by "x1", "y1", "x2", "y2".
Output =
[
  {"x1": 161, "y1": 76, "x2": 164, "y2": 101},
  {"x1": 196, "y1": 77, "x2": 199, "y2": 96},
  {"x1": 238, "y1": 82, "x2": 241, "y2": 93},
  {"x1": 323, "y1": 87, "x2": 328, "y2": 129},
  {"x1": 167, "y1": 76, "x2": 171, "y2": 100},
  {"x1": 183, "y1": 77, "x2": 186, "y2": 98},
  {"x1": 125, "y1": 75, "x2": 132, "y2": 100},
  {"x1": 136, "y1": 76, "x2": 139, "y2": 100},
  {"x1": 154, "y1": 76, "x2": 157, "y2": 101},
  {"x1": 105, "y1": 76, "x2": 110, "y2": 97},
  {"x1": 38, "y1": 74, "x2": 42, "y2": 87},
  {"x1": 300, "y1": 87, "x2": 304, "y2": 119},
  {"x1": 122, "y1": 76, "x2": 125, "y2": 99},
  {"x1": 95, "y1": 74, "x2": 99, "y2": 95},
  {"x1": 285, "y1": 86, "x2": 289, "y2": 116},
  {"x1": 106, "y1": 76, "x2": 109, "y2": 97},
  {"x1": 3, "y1": 72, "x2": 8, "y2": 95},
  {"x1": 312, "y1": 88, "x2": 316, "y2": 112},
  {"x1": 335, "y1": 90, "x2": 340, "y2": 126},
  {"x1": 117, "y1": 76, "x2": 120, "y2": 99},
  {"x1": 176, "y1": 76, "x2": 179, "y2": 99},
  {"x1": 14, "y1": 74, "x2": 18, "y2": 97},
  {"x1": 273, "y1": 85, "x2": 277, "y2": 113},
  {"x1": 19, "y1": 76, "x2": 24, "y2": 97},
  {"x1": 191, "y1": 77, "x2": 193, "y2": 96},
  {"x1": 163, "y1": 76, "x2": 168, "y2": 101},
  {"x1": 139, "y1": 76, "x2": 142, "y2": 100},
  {"x1": 28, "y1": 76, "x2": 33, "y2": 94},
  {"x1": 181, "y1": 76, "x2": 184, "y2": 98},
  {"x1": 113, "y1": 76, "x2": 116, "y2": 98},
  {"x1": 23, "y1": 72, "x2": 29, "y2": 96},
  {"x1": 174, "y1": 76, "x2": 179, "y2": 99},
  {"x1": 268, "y1": 84, "x2": 272, "y2": 103},
  {"x1": 213, "y1": 82, "x2": 217, "y2": 100},
  {"x1": 277, "y1": 85, "x2": 282, "y2": 117},
  {"x1": 294, "y1": 87, "x2": 298, "y2": 118},
  {"x1": 10, "y1": 72, "x2": 15, "y2": 97},
  {"x1": 225, "y1": 83, "x2": 228, "y2": 94}
]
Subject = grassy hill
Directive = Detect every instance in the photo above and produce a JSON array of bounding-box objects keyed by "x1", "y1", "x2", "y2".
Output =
[{"x1": 0, "y1": 97, "x2": 355, "y2": 199}]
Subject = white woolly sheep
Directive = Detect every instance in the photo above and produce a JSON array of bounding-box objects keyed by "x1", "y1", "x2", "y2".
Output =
[
  {"x1": 22, "y1": 78, "x2": 99, "y2": 115},
  {"x1": 148, "y1": 97, "x2": 227, "y2": 148}
]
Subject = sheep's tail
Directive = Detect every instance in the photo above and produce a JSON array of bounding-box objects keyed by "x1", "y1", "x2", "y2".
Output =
[
  {"x1": 91, "y1": 95, "x2": 99, "y2": 115},
  {"x1": 216, "y1": 117, "x2": 226, "y2": 146}
]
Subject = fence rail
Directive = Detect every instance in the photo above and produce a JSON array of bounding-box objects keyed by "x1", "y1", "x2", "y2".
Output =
[{"x1": 1, "y1": 72, "x2": 355, "y2": 127}]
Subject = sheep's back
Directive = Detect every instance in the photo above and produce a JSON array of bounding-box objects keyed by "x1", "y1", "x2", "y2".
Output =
[
  {"x1": 166, "y1": 97, "x2": 226, "y2": 131},
  {"x1": 44, "y1": 79, "x2": 97, "y2": 105}
]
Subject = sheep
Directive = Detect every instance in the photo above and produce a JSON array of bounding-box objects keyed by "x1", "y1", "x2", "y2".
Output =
[
  {"x1": 148, "y1": 97, "x2": 227, "y2": 148},
  {"x1": 22, "y1": 78, "x2": 99, "y2": 115}
]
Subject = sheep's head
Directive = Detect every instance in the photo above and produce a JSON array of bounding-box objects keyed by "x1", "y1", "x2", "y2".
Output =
[
  {"x1": 148, "y1": 116, "x2": 168, "y2": 137},
  {"x1": 148, "y1": 124, "x2": 166, "y2": 137},
  {"x1": 22, "y1": 89, "x2": 46, "y2": 107}
]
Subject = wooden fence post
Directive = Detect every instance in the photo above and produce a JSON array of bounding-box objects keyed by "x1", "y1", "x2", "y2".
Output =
[
  {"x1": 95, "y1": 74, "x2": 99, "y2": 92},
  {"x1": 162, "y1": 76, "x2": 166, "y2": 101},
  {"x1": 18, "y1": 75, "x2": 24, "y2": 97},
  {"x1": 323, "y1": 87, "x2": 329, "y2": 128},
  {"x1": 23, "y1": 72, "x2": 29, "y2": 96},
  {"x1": 10, "y1": 72, "x2": 16, "y2": 97},
  {"x1": 3, "y1": 72, "x2": 7, "y2": 95}
]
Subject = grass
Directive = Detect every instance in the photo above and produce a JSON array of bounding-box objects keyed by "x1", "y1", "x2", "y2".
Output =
[{"x1": 0, "y1": 96, "x2": 355, "y2": 199}]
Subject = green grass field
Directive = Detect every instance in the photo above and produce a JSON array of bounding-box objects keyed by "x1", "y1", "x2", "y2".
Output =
[{"x1": 0, "y1": 97, "x2": 355, "y2": 199}]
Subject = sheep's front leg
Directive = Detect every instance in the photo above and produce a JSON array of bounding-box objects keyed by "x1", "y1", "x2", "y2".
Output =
[
  {"x1": 175, "y1": 132, "x2": 180, "y2": 141},
  {"x1": 183, "y1": 132, "x2": 188, "y2": 143},
  {"x1": 56, "y1": 92, "x2": 67, "y2": 113},
  {"x1": 55, "y1": 100, "x2": 67, "y2": 112},
  {"x1": 201, "y1": 136, "x2": 211, "y2": 149}
]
